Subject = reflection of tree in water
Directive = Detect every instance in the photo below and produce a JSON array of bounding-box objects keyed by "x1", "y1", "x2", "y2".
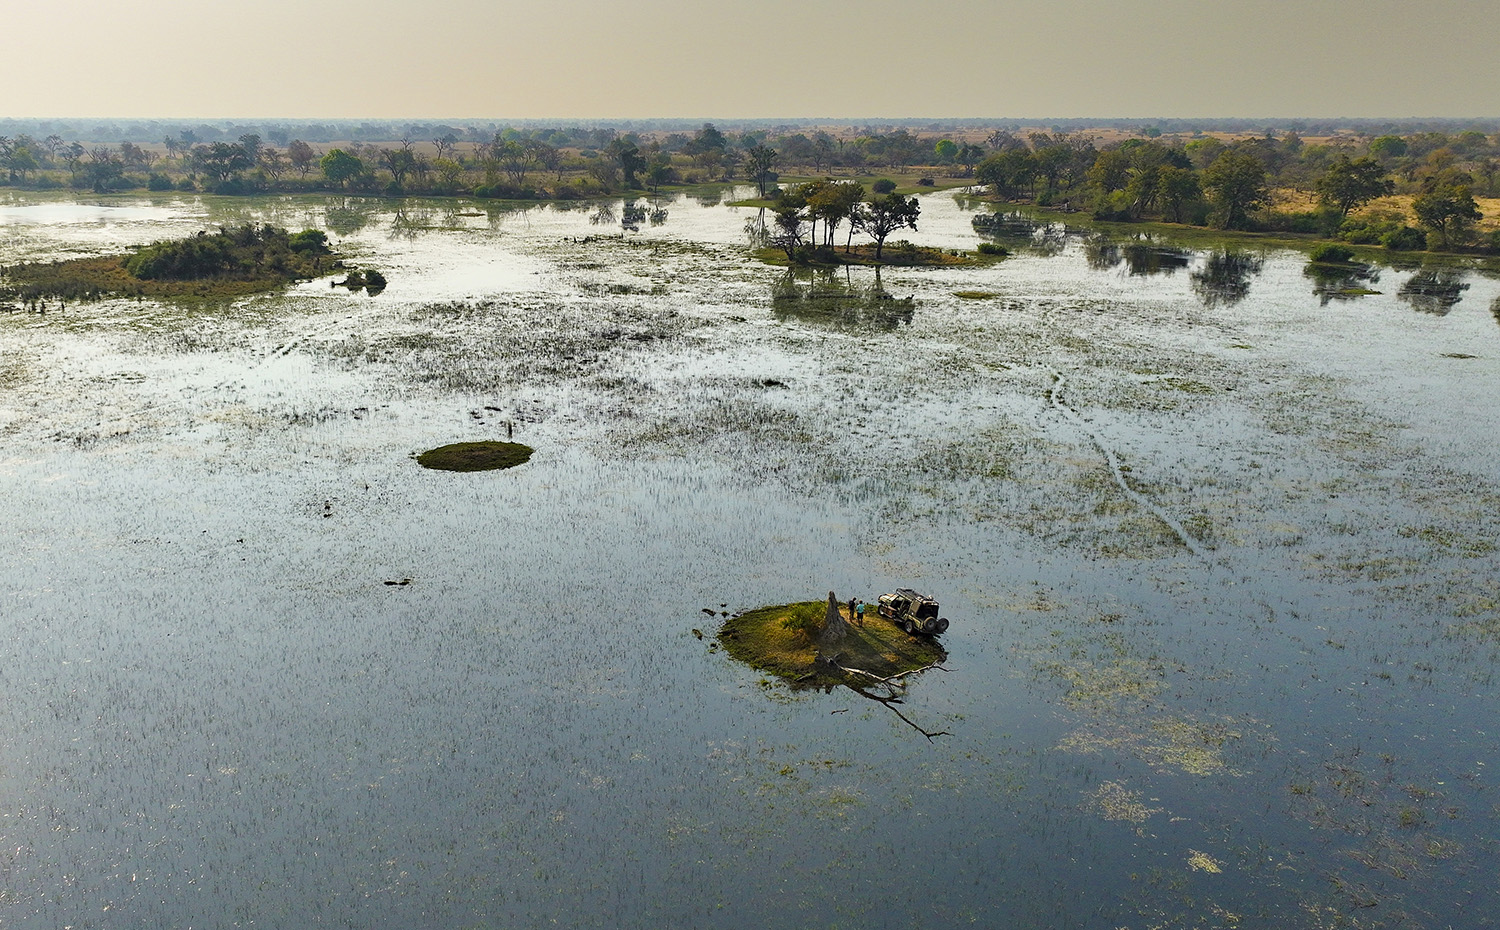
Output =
[
  {"x1": 1084, "y1": 235, "x2": 1191, "y2": 276},
  {"x1": 1084, "y1": 238, "x2": 1120, "y2": 271},
  {"x1": 1492, "y1": 295, "x2": 1500, "y2": 329},
  {"x1": 971, "y1": 211, "x2": 1067, "y2": 257},
  {"x1": 589, "y1": 202, "x2": 617, "y2": 226},
  {"x1": 387, "y1": 205, "x2": 435, "y2": 240},
  {"x1": 745, "y1": 208, "x2": 769, "y2": 247},
  {"x1": 1121, "y1": 243, "x2": 1191, "y2": 276},
  {"x1": 1303, "y1": 262, "x2": 1382, "y2": 307},
  {"x1": 324, "y1": 198, "x2": 377, "y2": 236},
  {"x1": 771, "y1": 267, "x2": 914, "y2": 331},
  {"x1": 1190, "y1": 250, "x2": 1263, "y2": 308},
  {"x1": 1398, "y1": 269, "x2": 1470, "y2": 316},
  {"x1": 688, "y1": 188, "x2": 724, "y2": 207}
]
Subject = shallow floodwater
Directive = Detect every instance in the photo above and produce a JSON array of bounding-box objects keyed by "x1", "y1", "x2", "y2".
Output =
[{"x1": 3, "y1": 187, "x2": 1500, "y2": 929}]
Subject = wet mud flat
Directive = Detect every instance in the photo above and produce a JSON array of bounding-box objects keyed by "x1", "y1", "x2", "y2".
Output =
[{"x1": 2, "y1": 190, "x2": 1500, "y2": 928}]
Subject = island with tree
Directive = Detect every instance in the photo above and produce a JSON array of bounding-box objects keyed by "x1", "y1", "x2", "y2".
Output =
[{"x1": 0, "y1": 224, "x2": 368, "y2": 307}]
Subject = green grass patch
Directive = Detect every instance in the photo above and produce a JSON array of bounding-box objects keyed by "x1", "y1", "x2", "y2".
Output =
[{"x1": 416, "y1": 440, "x2": 534, "y2": 472}]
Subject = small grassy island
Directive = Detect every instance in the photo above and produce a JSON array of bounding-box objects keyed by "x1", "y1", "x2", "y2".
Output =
[
  {"x1": 0, "y1": 224, "x2": 357, "y2": 305},
  {"x1": 416, "y1": 440, "x2": 534, "y2": 472},
  {"x1": 719, "y1": 593, "x2": 947, "y2": 690}
]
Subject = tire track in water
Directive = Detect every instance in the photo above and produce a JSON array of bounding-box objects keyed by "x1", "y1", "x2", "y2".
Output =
[{"x1": 1047, "y1": 367, "x2": 1210, "y2": 558}]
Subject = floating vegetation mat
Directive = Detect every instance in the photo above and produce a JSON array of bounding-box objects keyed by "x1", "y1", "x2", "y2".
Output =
[{"x1": 415, "y1": 440, "x2": 534, "y2": 472}]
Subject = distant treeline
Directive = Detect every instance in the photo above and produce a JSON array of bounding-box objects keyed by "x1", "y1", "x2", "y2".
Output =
[
  {"x1": 3, "y1": 117, "x2": 1499, "y2": 146},
  {"x1": 963, "y1": 128, "x2": 1499, "y2": 252},
  {"x1": 3, "y1": 120, "x2": 1496, "y2": 253}
]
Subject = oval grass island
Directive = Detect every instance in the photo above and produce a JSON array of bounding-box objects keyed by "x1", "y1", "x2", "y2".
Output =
[
  {"x1": 718, "y1": 593, "x2": 947, "y2": 690},
  {"x1": 416, "y1": 440, "x2": 534, "y2": 472}
]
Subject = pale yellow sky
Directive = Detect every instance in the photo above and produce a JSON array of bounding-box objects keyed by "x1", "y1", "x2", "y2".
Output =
[{"x1": 3, "y1": 0, "x2": 1496, "y2": 118}]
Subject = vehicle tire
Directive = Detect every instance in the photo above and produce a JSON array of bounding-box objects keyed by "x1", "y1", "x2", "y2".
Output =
[
  {"x1": 904, "y1": 619, "x2": 914, "y2": 635},
  {"x1": 937, "y1": 617, "x2": 949, "y2": 633}
]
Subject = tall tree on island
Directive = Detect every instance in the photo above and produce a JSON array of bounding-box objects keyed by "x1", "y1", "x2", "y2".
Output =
[
  {"x1": 745, "y1": 143, "x2": 777, "y2": 199},
  {"x1": 852, "y1": 193, "x2": 921, "y2": 261}
]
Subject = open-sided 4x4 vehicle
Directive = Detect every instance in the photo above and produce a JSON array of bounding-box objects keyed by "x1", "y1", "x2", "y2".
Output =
[{"x1": 877, "y1": 589, "x2": 949, "y2": 635}]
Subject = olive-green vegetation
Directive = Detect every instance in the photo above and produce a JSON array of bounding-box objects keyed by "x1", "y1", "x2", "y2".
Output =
[
  {"x1": 0, "y1": 224, "x2": 344, "y2": 304},
  {"x1": 415, "y1": 441, "x2": 534, "y2": 472},
  {"x1": 719, "y1": 601, "x2": 947, "y2": 688},
  {"x1": 968, "y1": 127, "x2": 1499, "y2": 256},
  {"x1": 4, "y1": 121, "x2": 1497, "y2": 258}
]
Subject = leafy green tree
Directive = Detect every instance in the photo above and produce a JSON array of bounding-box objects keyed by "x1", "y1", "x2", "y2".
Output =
[
  {"x1": 118, "y1": 142, "x2": 151, "y2": 170},
  {"x1": 1086, "y1": 148, "x2": 1132, "y2": 196},
  {"x1": 237, "y1": 134, "x2": 262, "y2": 164},
  {"x1": 1412, "y1": 186, "x2": 1481, "y2": 248},
  {"x1": 85, "y1": 146, "x2": 124, "y2": 192},
  {"x1": 1201, "y1": 150, "x2": 1268, "y2": 229},
  {"x1": 690, "y1": 122, "x2": 727, "y2": 154},
  {"x1": 957, "y1": 143, "x2": 984, "y2": 177},
  {"x1": 1032, "y1": 144, "x2": 1074, "y2": 196},
  {"x1": 806, "y1": 180, "x2": 865, "y2": 248},
  {"x1": 934, "y1": 139, "x2": 958, "y2": 164},
  {"x1": 852, "y1": 193, "x2": 920, "y2": 261},
  {"x1": 745, "y1": 143, "x2": 777, "y2": 198},
  {"x1": 769, "y1": 195, "x2": 807, "y2": 263},
  {"x1": 646, "y1": 156, "x2": 673, "y2": 193},
  {"x1": 1315, "y1": 156, "x2": 1394, "y2": 218},
  {"x1": 6, "y1": 145, "x2": 38, "y2": 183},
  {"x1": 194, "y1": 142, "x2": 253, "y2": 184},
  {"x1": 380, "y1": 147, "x2": 418, "y2": 188},
  {"x1": 975, "y1": 150, "x2": 1035, "y2": 200},
  {"x1": 608, "y1": 139, "x2": 645, "y2": 188},
  {"x1": 320, "y1": 148, "x2": 364, "y2": 189},
  {"x1": 1369, "y1": 135, "x2": 1408, "y2": 160},
  {"x1": 1156, "y1": 166, "x2": 1201, "y2": 223}
]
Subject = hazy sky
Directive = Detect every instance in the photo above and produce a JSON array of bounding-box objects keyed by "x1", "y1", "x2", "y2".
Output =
[{"x1": 4, "y1": 0, "x2": 1497, "y2": 119}]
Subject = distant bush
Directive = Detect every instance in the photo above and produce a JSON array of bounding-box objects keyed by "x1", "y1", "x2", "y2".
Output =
[
  {"x1": 872, "y1": 178, "x2": 897, "y2": 194},
  {"x1": 473, "y1": 182, "x2": 537, "y2": 199},
  {"x1": 1381, "y1": 226, "x2": 1427, "y2": 251},
  {"x1": 1263, "y1": 210, "x2": 1327, "y2": 234},
  {"x1": 147, "y1": 173, "x2": 173, "y2": 191},
  {"x1": 917, "y1": 177, "x2": 935, "y2": 187},
  {"x1": 976, "y1": 242, "x2": 1007, "y2": 256},
  {"x1": 1308, "y1": 243, "x2": 1354, "y2": 264},
  {"x1": 175, "y1": 178, "x2": 196, "y2": 192}
]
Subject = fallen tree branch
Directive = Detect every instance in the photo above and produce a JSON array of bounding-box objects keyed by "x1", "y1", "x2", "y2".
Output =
[{"x1": 820, "y1": 655, "x2": 948, "y2": 685}]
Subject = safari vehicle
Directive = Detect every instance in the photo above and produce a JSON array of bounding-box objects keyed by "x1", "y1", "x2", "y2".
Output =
[{"x1": 877, "y1": 589, "x2": 949, "y2": 635}]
